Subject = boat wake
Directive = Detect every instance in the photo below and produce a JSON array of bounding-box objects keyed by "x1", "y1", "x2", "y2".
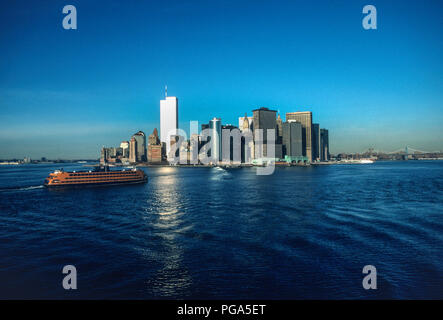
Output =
[
  {"x1": 18, "y1": 185, "x2": 44, "y2": 191},
  {"x1": 0, "y1": 185, "x2": 44, "y2": 192}
]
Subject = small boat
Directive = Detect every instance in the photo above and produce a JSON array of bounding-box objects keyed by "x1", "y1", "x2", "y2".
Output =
[
  {"x1": 44, "y1": 165, "x2": 147, "y2": 187},
  {"x1": 340, "y1": 159, "x2": 375, "y2": 164}
]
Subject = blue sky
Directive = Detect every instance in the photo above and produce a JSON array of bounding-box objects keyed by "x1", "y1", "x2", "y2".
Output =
[{"x1": 0, "y1": 0, "x2": 442, "y2": 159}]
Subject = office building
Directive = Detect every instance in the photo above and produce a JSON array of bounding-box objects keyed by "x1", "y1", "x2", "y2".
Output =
[
  {"x1": 239, "y1": 113, "x2": 254, "y2": 163},
  {"x1": 221, "y1": 124, "x2": 240, "y2": 162},
  {"x1": 286, "y1": 111, "x2": 313, "y2": 162},
  {"x1": 120, "y1": 141, "x2": 129, "y2": 158},
  {"x1": 129, "y1": 137, "x2": 137, "y2": 163},
  {"x1": 148, "y1": 128, "x2": 162, "y2": 163},
  {"x1": 189, "y1": 133, "x2": 200, "y2": 163},
  {"x1": 252, "y1": 107, "x2": 280, "y2": 158},
  {"x1": 209, "y1": 117, "x2": 222, "y2": 162},
  {"x1": 276, "y1": 114, "x2": 283, "y2": 143},
  {"x1": 312, "y1": 123, "x2": 320, "y2": 162},
  {"x1": 282, "y1": 121, "x2": 303, "y2": 157},
  {"x1": 131, "y1": 131, "x2": 146, "y2": 162},
  {"x1": 320, "y1": 129, "x2": 330, "y2": 161},
  {"x1": 238, "y1": 114, "x2": 254, "y2": 132},
  {"x1": 160, "y1": 94, "x2": 178, "y2": 156},
  {"x1": 148, "y1": 128, "x2": 160, "y2": 145}
]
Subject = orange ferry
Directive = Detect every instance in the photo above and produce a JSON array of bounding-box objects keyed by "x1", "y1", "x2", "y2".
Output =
[{"x1": 44, "y1": 166, "x2": 147, "y2": 187}]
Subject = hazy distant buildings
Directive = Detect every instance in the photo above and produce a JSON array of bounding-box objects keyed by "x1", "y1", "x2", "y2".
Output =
[
  {"x1": 160, "y1": 95, "x2": 178, "y2": 157},
  {"x1": 286, "y1": 111, "x2": 313, "y2": 162}
]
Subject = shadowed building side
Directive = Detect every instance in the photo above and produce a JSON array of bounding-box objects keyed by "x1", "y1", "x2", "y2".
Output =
[
  {"x1": 312, "y1": 123, "x2": 320, "y2": 162},
  {"x1": 286, "y1": 111, "x2": 313, "y2": 162},
  {"x1": 253, "y1": 107, "x2": 282, "y2": 159},
  {"x1": 320, "y1": 129, "x2": 330, "y2": 161}
]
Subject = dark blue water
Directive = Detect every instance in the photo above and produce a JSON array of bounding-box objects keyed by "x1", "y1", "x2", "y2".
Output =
[{"x1": 0, "y1": 161, "x2": 442, "y2": 299}]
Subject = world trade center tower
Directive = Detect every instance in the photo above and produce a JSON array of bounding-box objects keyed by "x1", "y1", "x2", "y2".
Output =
[{"x1": 160, "y1": 90, "x2": 178, "y2": 157}]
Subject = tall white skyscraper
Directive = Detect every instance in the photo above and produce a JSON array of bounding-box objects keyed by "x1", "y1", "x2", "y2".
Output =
[
  {"x1": 209, "y1": 117, "x2": 222, "y2": 162},
  {"x1": 160, "y1": 94, "x2": 178, "y2": 155}
]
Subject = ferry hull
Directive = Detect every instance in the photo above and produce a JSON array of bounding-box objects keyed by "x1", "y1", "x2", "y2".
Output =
[
  {"x1": 44, "y1": 167, "x2": 147, "y2": 188},
  {"x1": 44, "y1": 177, "x2": 147, "y2": 188}
]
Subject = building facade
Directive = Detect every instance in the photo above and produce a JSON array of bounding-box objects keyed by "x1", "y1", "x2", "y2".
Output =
[
  {"x1": 276, "y1": 114, "x2": 283, "y2": 143},
  {"x1": 312, "y1": 123, "x2": 320, "y2": 162},
  {"x1": 239, "y1": 113, "x2": 254, "y2": 163},
  {"x1": 286, "y1": 111, "x2": 313, "y2": 162},
  {"x1": 209, "y1": 117, "x2": 222, "y2": 163},
  {"x1": 238, "y1": 114, "x2": 254, "y2": 132},
  {"x1": 282, "y1": 121, "x2": 303, "y2": 158},
  {"x1": 160, "y1": 96, "x2": 178, "y2": 156},
  {"x1": 129, "y1": 137, "x2": 137, "y2": 163},
  {"x1": 320, "y1": 128, "x2": 330, "y2": 161},
  {"x1": 132, "y1": 131, "x2": 146, "y2": 162},
  {"x1": 252, "y1": 107, "x2": 279, "y2": 158},
  {"x1": 120, "y1": 141, "x2": 129, "y2": 158},
  {"x1": 148, "y1": 128, "x2": 162, "y2": 163}
]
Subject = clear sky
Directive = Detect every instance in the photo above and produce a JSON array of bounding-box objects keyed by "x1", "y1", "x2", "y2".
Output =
[{"x1": 0, "y1": 0, "x2": 442, "y2": 159}]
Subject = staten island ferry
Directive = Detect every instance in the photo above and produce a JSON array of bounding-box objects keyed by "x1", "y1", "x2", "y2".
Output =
[{"x1": 44, "y1": 165, "x2": 147, "y2": 187}]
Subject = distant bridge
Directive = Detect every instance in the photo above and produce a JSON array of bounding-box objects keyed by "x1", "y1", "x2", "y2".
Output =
[{"x1": 358, "y1": 146, "x2": 440, "y2": 155}]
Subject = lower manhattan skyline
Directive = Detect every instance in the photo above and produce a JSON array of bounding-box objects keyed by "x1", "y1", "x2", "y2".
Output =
[
  {"x1": 1, "y1": 0, "x2": 443, "y2": 307},
  {"x1": 1, "y1": 0, "x2": 442, "y2": 160}
]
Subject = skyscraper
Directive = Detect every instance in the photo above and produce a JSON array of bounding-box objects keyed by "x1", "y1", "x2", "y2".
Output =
[
  {"x1": 239, "y1": 113, "x2": 254, "y2": 163},
  {"x1": 160, "y1": 93, "x2": 178, "y2": 156},
  {"x1": 209, "y1": 117, "x2": 222, "y2": 162},
  {"x1": 221, "y1": 124, "x2": 239, "y2": 162},
  {"x1": 253, "y1": 107, "x2": 281, "y2": 158},
  {"x1": 120, "y1": 141, "x2": 129, "y2": 158},
  {"x1": 282, "y1": 121, "x2": 303, "y2": 157},
  {"x1": 129, "y1": 136, "x2": 137, "y2": 163},
  {"x1": 276, "y1": 114, "x2": 283, "y2": 143},
  {"x1": 320, "y1": 129, "x2": 330, "y2": 161},
  {"x1": 238, "y1": 113, "x2": 254, "y2": 132},
  {"x1": 148, "y1": 128, "x2": 162, "y2": 163},
  {"x1": 312, "y1": 123, "x2": 320, "y2": 162},
  {"x1": 286, "y1": 111, "x2": 313, "y2": 162},
  {"x1": 148, "y1": 128, "x2": 160, "y2": 145},
  {"x1": 132, "y1": 131, "x2": 146, "y2": 162}
]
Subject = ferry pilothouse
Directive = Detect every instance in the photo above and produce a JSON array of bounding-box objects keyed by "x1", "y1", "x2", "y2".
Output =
[{"x1": 44, "y1": 165, "x2": 147, "y2": 187}]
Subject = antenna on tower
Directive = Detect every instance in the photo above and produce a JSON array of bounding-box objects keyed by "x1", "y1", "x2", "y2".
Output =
[{"x1": 165, "y1": 85, "x2": 168, "y2": 98}]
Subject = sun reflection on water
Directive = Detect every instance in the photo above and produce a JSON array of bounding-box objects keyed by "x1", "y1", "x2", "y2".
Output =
[{"x1": 142, "y1": 172, "x2": 193, "y2": 297}]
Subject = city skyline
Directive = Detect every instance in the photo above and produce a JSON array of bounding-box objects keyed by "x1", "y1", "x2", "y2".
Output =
[{"x1": 0, "y1": 0, "x2": 442, "y2": 159}]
